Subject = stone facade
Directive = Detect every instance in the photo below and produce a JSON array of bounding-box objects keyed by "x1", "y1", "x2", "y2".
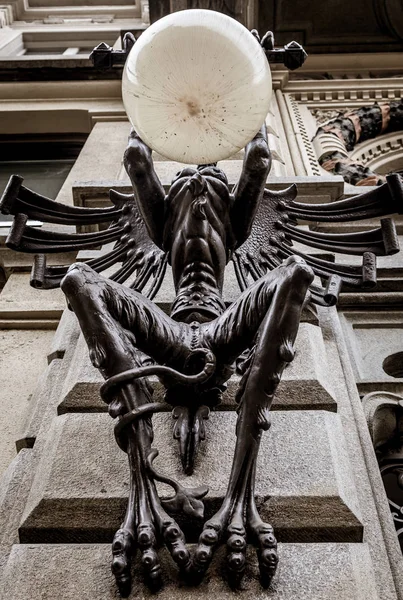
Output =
[{"x1": 1, "y1": 6, "x2": 403, "y2": 599}]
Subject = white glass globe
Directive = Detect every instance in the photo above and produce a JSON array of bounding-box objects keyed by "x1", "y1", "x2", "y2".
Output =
[{"x1": 122, "y1": 9, "x2": 272, "y2": 164}]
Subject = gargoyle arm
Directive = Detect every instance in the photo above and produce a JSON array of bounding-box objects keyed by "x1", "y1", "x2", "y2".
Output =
[
  {"x1": 230, "y1": 124, "x2": 272, "y2": 248},
  {"x1": 124, "y1": 129, "x2": 166, "y2": 249}
]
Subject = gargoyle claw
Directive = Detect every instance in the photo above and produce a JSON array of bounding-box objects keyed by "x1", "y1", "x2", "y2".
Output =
[
  {"x1": 253, "y1": 523, "x2": 279, "y2": 587},
  {"x1": 190, "y1": 510, "x2": 278, "y2": 588},
  {"x1": 111, "y1": 528, "x2": 135, "y2": 598},
  {"x1": 226, "y1": 525, "x2": 247, "y2": 588},
  {"x1": 137, "y1": 523, "x2": 162, "y2": 590}
]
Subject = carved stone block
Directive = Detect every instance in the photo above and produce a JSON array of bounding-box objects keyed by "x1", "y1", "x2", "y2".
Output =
[
  {"x1": 0, "y1": 273, "x2": 64, "y2": 327},
  {"x1": 341, "y1": 311, "x2": 403, "y2": 395},
  {"x1": 19, "y1": 411, "x2": 361, "y2": 543},
  {"x1": 1, "y1": 543, "x2": 380, "y2": 600},
  {"x1": 58, "y1": 323, "x2": 336, "y2": 413}
]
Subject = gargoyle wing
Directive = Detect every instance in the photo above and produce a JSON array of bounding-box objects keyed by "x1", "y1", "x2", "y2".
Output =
[
  {"x1": 232, "y1": 174, "x2": 403, "y2": 305},
  {"x1": 0, "y1": 175, "x2": 167, "y2": 299}
]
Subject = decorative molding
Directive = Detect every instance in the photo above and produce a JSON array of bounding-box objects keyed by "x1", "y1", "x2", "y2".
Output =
[
  {"x1": 310, "y1": 108, "x2": 347, "y2": 125},
  {"x1": 0, "y1": 4, "x2": 14, "y2": 27},
  {"x1": 279, "y1": 76, "x2": 403, "y2": 185},
  {"x1": 12, "y1": 0, "x2": 140, "y2": 21},
  {"x1": 309, "y1": 100, "x2": 403, "y2": 185},
  {"x1": 312, "y1": 131, "x2": 348, "y2": 160},
  {"x1": 284, "y1": 78, "x2": 403, "y2": 109},
  {"x1": 278, "y1": 78, "x2": 403, "y2": 184},
  {"x1": 283, "y1": 92, "x2": 322, "y2": 176},
  {"x1": 351, "y1": 132, "x2": 403, "y2": 173}
]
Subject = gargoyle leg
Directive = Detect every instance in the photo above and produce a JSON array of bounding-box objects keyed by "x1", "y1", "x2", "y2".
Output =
[
  {"x1": 111, "y1": 442, "x2": 137, "y2": 596},
  {"x1": 61, "y1": 262, "x2": 189, "y2": 376},
  {"x1": 193, "y1": 257, "x2": 314, "y2": 584},
  {"x1": 61, "y1": 263, "x2": 192, "y2": 593},
  {"x1": 247, "y1": 458, "x2": 278, "y2": 588}
]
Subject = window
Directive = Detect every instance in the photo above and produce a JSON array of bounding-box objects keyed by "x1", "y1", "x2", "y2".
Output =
[
  {"x1": 0, "y1": 30, "x2": 120, "y2": 59},
  {"x1": 0, "y1": 134, "x2": 86, "y2": 226}
]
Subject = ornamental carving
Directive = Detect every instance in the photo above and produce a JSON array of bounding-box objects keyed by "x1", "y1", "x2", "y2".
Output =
[{"x1": 313, "y1": 100, "x2": 403, "y2": 185}]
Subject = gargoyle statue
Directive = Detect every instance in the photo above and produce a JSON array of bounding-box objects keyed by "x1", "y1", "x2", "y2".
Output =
[{"x1": 1, "y1": 56, "x2": 403, "y2": 600}]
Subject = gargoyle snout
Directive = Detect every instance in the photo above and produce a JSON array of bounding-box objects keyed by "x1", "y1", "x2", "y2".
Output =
[{"x1": 187, "y1": 172, "x2": 206, "y2": 197}]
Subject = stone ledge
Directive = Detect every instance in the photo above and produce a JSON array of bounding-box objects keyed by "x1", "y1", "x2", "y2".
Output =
[
  {"x1": 19, "y1": 411, "x2": 361, "y2": 543},
  {"x1": 72, "y1": 175, "x2": 345, "y2": 206},
  {"x1": 0, "y1": 273, "x2": 65, "y2": 326},
  {"x1": 0, "y1": 449, "x2": 36, "y2": 577},
  {"x1": 1, "y1": 543, "x2": 380, "y2": 600},
  {"x1": 58, "y1": 323, "x2": 336, "y2": 413}
]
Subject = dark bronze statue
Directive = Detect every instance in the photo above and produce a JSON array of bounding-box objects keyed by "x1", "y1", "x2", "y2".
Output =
[
  {"x1": 61, "y1": 124, "x2": 314, "y2": 592},
  {"x1": 1, "y1": 28, "x2": 403, "y2": 598}
]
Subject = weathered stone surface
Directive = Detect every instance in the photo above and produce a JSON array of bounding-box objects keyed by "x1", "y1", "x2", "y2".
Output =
[
  {"x1": 58, "y1": 333, "x2": 104, "y2": 413},
  {"x1": 47, "y1": 309, "x2": 80, "y2": 363},
  {"x1": 58, "y1": 323, "x2": 336, "y2": 413},
  {"x1": 16, "y1": 313, "x2": 84, "y2": 451},
  {"x1": 17, "y1": 359, "x2": 66, "y2": 451},
  {"x1": 340, "y1": 311, "x2": 403, "y2": 395},
  {"x1": 318, "y1": 305, "x2": 403, "y2": 599},
  {"x1": 0, "y1": 329, "x2": 56, "y2": 474},
  {"x1": 0, "y1": 449, "x2": 35, "y2": 575},
  {"x1": 1, "y1": 543, "x2": 380, "y2": 600},
  {"x1": 73, "y1": 175, "x2": 345, "y2": 208},
  {"x1": 19, "y1": 410, "x2": 361, "y2": 543},
  {"x1": 0, "y1": 273, "x2": 64, "y2": 327}
]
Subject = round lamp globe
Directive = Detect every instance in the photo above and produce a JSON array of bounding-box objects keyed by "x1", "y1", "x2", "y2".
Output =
[{"x1": 122, "y1": 9, "x2": 272, "y2": 165}]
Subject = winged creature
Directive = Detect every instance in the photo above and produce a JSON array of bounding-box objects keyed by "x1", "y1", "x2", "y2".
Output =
[{"x1": 1, "y1": 54, "x2": 403, "y2": 600}]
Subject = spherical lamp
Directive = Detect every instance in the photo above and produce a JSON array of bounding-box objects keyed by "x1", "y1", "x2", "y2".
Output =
[{"x1": 122, "y1": 9, "x2": 272, "y2": 165}]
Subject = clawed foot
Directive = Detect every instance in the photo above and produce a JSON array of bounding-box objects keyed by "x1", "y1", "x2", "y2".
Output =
[
  {"x1": 225, "y1": 522, "x2": 247, "y2": 587},
  {"x1": 111, "y1": 478, "x2": 278, "y2": 595},
  {"x1": 111, "y1": 449, "x2": 278, "y2": 596},
  {"x1": 112, "y1": 515, "x2": 278, "y2": 596},
  {"x1": 190, "y1": 511, "x2": 278, "y2": 588}
]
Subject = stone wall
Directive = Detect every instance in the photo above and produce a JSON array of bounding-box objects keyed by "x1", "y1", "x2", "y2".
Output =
[{"x1": 1, "y1": 68, "x2": 403, "y2": 598}]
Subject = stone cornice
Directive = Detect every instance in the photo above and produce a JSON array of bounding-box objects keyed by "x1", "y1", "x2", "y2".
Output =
[
  {"x1": 284, "y1": 53, "x2": 403, "y2": 79},
  {"x1": 284, "y1": 77, "x2": 403, "y2": 107}
]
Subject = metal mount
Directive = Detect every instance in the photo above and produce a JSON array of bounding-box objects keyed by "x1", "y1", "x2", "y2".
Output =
[{"x1": 90, "y1": 30, "x2": 307, "y2": 71}]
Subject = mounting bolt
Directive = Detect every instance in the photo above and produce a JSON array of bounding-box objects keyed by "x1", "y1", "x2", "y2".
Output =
[{"x1": 265, "y1": 40, "x2": 307, "y2": 70}]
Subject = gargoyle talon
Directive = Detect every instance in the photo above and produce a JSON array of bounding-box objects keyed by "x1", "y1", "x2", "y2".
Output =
[
  {"x1": 163, "y1": 522, "x2": 191, "y2": 571},
  {"x1": 191, "y1": 522, "x2": 221, "y2": 579},
  {"x1": 137, "y1": 523, "x2": 162, "y2": 590},
  {"x1": 111, "y1": 528, "x2": 135, "y2": 598},
  {"x1": 226, "y1": 531, "x2": 247, "y2": 588},
  {"x1": 250, "y1": 522, "x2": 279, "y2": 587}
]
